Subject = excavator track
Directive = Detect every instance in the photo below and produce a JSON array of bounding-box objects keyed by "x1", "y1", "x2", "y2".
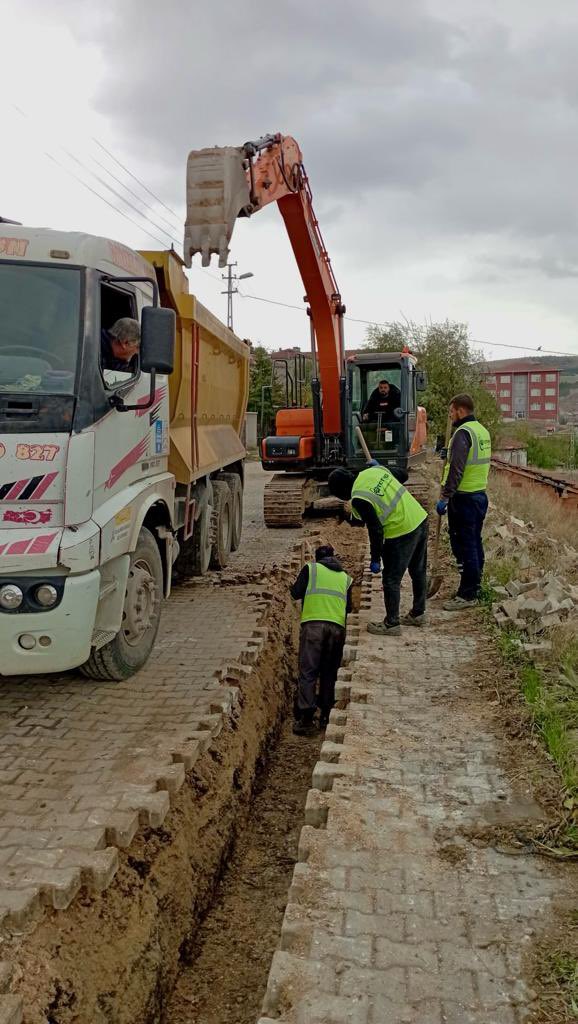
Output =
[{"x1": 263, "y1": 474, "x2": 307, "y2": 528}]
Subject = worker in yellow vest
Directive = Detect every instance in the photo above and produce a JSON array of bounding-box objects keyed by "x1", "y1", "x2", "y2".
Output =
[
  {"x1": 328, "y1": 463, "x2": 428, "y2": 637},
  {"x1": 437, "y1": 393, "x2": 491, "y2": 611},
  {"x1": 290, "y1": 544, "x2": 353, "y2": 735}
]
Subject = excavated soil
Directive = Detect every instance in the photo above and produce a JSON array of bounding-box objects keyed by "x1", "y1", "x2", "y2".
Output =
[
  {"x1": 8, "y1": 518, "x2": 364, "y2": 1024},
  {"x1": 164, "y1": 720, "x2": 322, "y2": 1024}
]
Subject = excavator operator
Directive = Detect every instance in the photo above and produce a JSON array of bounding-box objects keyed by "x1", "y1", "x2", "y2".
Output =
[{"x1": 362, "y1": 380, "x2": 401, "y2": 423}]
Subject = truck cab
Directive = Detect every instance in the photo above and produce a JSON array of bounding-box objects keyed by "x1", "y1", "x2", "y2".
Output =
[
  {"x1": 345, "y1": 351, "x2": 427, "y2": 474},
  {"x1": 0, "y1": 226, "x2": 175, "y2": 678}
]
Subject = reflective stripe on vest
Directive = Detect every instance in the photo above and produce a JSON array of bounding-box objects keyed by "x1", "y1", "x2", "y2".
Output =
[
  {"x1": 441, "y1": 420, "x2": 492, "y2": 493},
  {"x1": 350, "y1": 467, "x2": 427, "y2": 540},
  {"x1": 301, "y1": 562, "x2": 352, "y2": 627}
]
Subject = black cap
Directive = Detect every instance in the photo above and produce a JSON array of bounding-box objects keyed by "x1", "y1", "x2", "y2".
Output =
[
  {"x1": 315, "y1": 544, "x2": 335, "y2": 561},
  {"x1": 328, "y1": 468, "x2": 356, "y2": 501}
]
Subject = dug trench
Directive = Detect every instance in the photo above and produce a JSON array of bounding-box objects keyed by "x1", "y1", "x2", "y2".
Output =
[{"x1": 8, "y1": 518, "x2": 365, "y2": 1024}]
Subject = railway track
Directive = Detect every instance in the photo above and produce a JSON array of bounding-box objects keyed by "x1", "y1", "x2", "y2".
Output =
[{"x1": 491, "y1": 457, "x2": 578, "y2": 510}]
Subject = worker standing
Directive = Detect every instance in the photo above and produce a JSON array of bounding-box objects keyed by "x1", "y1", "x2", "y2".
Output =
[
  {"x1": 290, "y1": 545, "x2": 353, "y2": 736},
  {"x1": 437, "y1": 393, "x2": 492, "y2": 610},
  {"x1": 328, "y1": 463, "x2": 428, "y2": 636}
]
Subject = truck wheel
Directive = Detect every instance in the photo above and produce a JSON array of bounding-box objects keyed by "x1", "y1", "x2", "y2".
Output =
[
  {"x1": 81, "y1": 527, "x2": 163, "y2": 682},
  {"x1": 191, "y1": 503, "x2": 212, "y2": 576},
  {"x1": 221, "y1": 473, "x2": 243, "y2": 551},
  {"x1": 174, "y1": 501, "x2": 212, "y2": 578},
  {"x1": 210, "y1": 480, "x2": 232, "y2": 569}
]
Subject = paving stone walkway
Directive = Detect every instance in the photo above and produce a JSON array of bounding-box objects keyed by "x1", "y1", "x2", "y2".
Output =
[
  {"x1": 0, "y1": 465, "x2": 303, "y2": 1023},
  {"x1": 258, "y1": 565, "x2": 567, "y2": 1024}
]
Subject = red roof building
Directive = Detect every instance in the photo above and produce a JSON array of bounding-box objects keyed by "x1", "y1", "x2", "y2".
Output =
[{"x1": 482, "y1": 362, "x2": 560, "y2": 422}]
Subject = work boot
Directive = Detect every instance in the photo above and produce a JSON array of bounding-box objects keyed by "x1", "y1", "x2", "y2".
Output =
[
  {"x1": 292, "y1": 720, "x2": 318, "y2": 737},
  {"x1": 442, "y1": 596, "x2": 477, "y2": 611},
  {"x1": 318, "y1": 712, "x2": 330, "y2": 730},
  {"x1": 367, "y1": 621, "x2": 402, "y2": 636},
  {"x1": 402, "y1": 611, "x2": 426, "y2": 627}
]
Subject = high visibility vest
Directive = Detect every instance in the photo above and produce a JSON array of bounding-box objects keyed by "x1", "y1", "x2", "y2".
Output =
[
  {"x1": 351, "y1": 467, "x2": 427, "y2": 540},
  {"x1": 441, "y1": 420, "x2": 492, "y2": 493},
  {"x1": 301, "y1": 562, "x2": 352, "y2": 628}
]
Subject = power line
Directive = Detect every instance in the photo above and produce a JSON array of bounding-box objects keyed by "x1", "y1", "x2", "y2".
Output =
[
  {"x1": 44, "y1": 153, "x2": 173, "y2": 248},
  {"x1": 89, "y1": 152, "x2": 181, "y2": 236},
  {"x1": 236, "y1": 289, "x2": 577, "y2": 358},
  {"x1": 11, "y1": 104, "x2": 230, "y2": 287},
  {"x1": 62, "y1": 148, "x2": 180, "y2": 248},
  {"x1": 92, "y1": 138, "x2": 182, "y2": 225}
]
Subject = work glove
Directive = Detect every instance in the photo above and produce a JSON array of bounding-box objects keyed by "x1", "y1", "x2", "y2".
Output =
[
  {"x1": 370, "y1": 560, "x2": 381, "y2": 574},
  {"x1": 436, "y1": 499, "x2": 448, "y2": 516},
  {"x1": 367, "y1": 459, "x2": 380, "y2": 467},
  {"x1": 439, "y1": 447, "x2": 448, "y2": 460}
]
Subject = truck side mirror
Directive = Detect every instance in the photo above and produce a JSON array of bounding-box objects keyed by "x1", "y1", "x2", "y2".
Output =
[
  {"x1": 415, "y1": 370, "x2": 428, "y2": 392},
  {"x1": 140, "y1": 307, "x2": 176, "y2": 375}
]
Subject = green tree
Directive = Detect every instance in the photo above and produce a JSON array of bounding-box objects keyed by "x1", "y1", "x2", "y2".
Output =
[
  {"x1": 365, "y1": 319, "x2": 500, "y2": 441},
  {"x1": 247, "y1": 345, "x2": 284, "y2": 436}
]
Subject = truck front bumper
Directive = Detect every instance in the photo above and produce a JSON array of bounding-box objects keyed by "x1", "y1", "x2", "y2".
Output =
[{"x1": 0, "y1": 570, "x2": 100, "y2": 676}]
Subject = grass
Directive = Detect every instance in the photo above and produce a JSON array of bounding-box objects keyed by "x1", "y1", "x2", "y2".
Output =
[
  {"x1": 482, "y1": 575, "x2": 578, "y2": 825},
  {"x1": 489, "y1": 471, "x2": 578, "y2": 550},
  {"x1": 541, "y1": 950, "x2": 578, "y2": 1019}
]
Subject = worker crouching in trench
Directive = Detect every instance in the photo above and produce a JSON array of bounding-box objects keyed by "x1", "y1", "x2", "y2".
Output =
[{"x1": 290, "y1": 545, "x2": 353, "y2": 737}]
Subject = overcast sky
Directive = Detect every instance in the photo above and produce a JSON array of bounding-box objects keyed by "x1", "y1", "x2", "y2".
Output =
[{"x1": 2, "y1": 0, "x2": 578, "y2": 361}]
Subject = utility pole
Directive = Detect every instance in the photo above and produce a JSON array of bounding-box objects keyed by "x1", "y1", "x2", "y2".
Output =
[{"x1": 221, "y1": 263, "x2": 254, "y2": 331}]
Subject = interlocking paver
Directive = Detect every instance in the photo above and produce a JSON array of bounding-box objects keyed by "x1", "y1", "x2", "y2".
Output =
[
  {"x1": 0, "y1": 465, "x2": 303, "y2": 941},
  {"x1": 258, "y1": 560, "x2": 568, "y2": 1024}
]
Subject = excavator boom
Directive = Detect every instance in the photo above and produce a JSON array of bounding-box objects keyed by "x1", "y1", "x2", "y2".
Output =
[{"x1": 184, "y1": 134, "x2": 344, "y2": 436}]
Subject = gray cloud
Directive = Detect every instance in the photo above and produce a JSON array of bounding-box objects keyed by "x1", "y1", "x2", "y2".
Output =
[{"x1": 24, "y1": 0, "x2": 578, "y2": 295}]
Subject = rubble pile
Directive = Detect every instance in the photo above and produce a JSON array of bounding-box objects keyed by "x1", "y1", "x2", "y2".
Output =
[
  {"x1": 493, "y1": 574, "x2": 578, "y2": 634},
  {"x1": 485, "y1": 511, "x2": 578, "y2": 642},
  {"x1": 485, "y1": 512, "x2": 577, "y2": 576}
]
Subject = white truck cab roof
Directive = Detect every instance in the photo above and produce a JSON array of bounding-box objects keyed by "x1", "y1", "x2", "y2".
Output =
[{"x1": 0, "y1": 225, "x2": 155, "y2": 280}]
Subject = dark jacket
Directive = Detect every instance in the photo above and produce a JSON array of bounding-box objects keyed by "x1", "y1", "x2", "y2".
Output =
[
  {"x1": 363, "y1": 384, "x2": 401, "y2": 421},
  {"x1": 290, "y1": 556, "x2": 353, "y2": 617},
  {"x1": 441, "y1": 414, "x2": 480, "y2": 499},
  {"x1": 101, "y1": 330, "x2": 138, "y2": 374}
]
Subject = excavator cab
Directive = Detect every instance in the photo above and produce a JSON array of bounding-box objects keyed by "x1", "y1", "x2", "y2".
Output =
[{"x1": 345, "y1": 352, "x2": 428, "y2": 475}]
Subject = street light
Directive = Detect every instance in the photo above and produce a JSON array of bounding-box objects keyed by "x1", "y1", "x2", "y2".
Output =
[{"x1": 221, "y1": 264, "x2": 254, "y2": 331}]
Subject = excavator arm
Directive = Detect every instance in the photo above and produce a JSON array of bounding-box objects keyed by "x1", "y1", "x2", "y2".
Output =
[{"x1": 184, "y1": 134, "x2": 344, "y2": 436}]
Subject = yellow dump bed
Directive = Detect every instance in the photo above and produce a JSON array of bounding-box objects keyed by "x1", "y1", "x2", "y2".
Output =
[{"x1": 140, "y1": 250, "x2": 249, "y2": 485}]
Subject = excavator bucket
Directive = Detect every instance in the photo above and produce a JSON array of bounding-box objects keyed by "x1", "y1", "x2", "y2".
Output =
[{"x1": 184, "y1": 146, "x2": 252, "y2": 268}]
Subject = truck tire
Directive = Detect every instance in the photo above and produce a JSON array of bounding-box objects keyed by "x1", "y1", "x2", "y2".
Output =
[
  {"x1": 191, "y1": 502, "x2": 212, "y2": 575},
  {"x1": 210, "y1": 479, "x2": 233, "y2": 569},
  {"x1": 174, "y1": 501, "x2": 212, "y2": 579},
  {"x1": 221, "y1": 473, "x2": 243, "y2": 551},
  {"x1": 81, "y1": 527, "x2": 163, "y2": 681}
]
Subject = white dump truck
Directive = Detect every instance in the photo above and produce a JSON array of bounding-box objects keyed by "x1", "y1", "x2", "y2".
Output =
[{"x1": 0, "y1": 227, "x2": 249, "y2": 679}]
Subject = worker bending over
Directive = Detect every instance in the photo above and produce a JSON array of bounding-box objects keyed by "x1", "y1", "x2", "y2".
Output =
[
  {"x1": 328, "y1": 463, "x2": 428, "y2": 636},
  {"x1": 437, "y1": 393, "x2": 492, "y2": 611},
  {"x1": 290, "y1": 544, "x2": 353, "y2": 736}
]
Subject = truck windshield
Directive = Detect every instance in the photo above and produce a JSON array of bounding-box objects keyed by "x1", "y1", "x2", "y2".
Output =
[{"x1": 0, "y1": 263, "x2": 81, "y2": 395}]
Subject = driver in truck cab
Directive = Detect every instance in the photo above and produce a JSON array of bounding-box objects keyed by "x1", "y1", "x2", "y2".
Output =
[{"x1": 101, "y1": 318, "x2": 141, "y2": 373}]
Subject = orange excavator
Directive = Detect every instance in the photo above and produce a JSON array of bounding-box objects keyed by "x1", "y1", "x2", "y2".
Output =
[{"x1": 184, "y1": 134, "x2": 427, "y2": 526}]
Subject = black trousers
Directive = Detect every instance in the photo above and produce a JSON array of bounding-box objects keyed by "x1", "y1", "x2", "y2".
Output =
[
  {"x1": 381, "y1": 519, "x2": 428, "y2": 626},
  {"x1": 296, "y1": 620, "x2": 346, "y2": 720},
  {"x1": 448, "y1": 492, "x2": 488, "y2": 600}
]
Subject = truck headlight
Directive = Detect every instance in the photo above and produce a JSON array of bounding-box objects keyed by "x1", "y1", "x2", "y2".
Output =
[
  {"x1": 34, "y1": 584, "x2": 59, "y2": 608},
  {"x1": 0, "y1": 585, "x2": 23, "y2": 610}
]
